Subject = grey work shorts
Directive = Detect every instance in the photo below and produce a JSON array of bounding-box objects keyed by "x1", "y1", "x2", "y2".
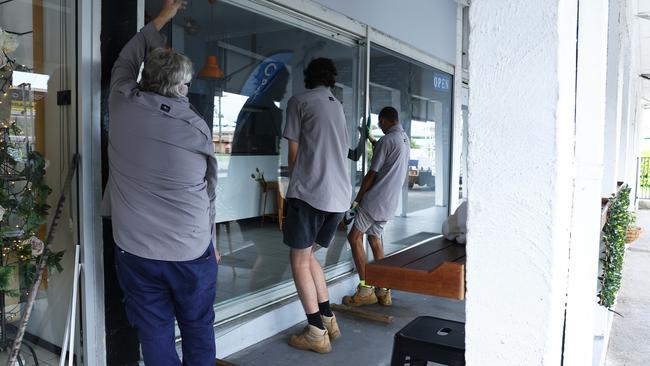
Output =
[
  {"x1": 353, "y1": 206, "x2": 387, "y2": 237},
  {"x1": 283, "y1": 198, "x2": 344, "y2": 249}
]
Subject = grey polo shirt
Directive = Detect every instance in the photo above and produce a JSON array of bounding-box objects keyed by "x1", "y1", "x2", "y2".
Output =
[
  {"x1": 283, "y1": 86, "x2": 352, "y2": 213},
  {"x1": 360, "y1": 124, "x2": 410, "y2": 221},
  {"x1": 103, "y1": 22, "x2": 218, "y2": 261}
]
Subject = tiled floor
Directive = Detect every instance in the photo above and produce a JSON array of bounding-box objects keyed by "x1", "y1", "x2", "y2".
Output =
[
  {"x1": 0, "y1": 341, "x2": 60, "y2": 366},
  {"x1": 225, "y1": 290, "x2": 465, "y2": 365},
  {"x1": 604, "y1": 209, "x2": 650, "y2": 365}
]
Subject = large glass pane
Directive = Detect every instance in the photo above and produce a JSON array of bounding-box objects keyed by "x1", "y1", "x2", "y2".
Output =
[
  {"x1": 1, "y1": 1, "x2": 77, "y2": 364},
  {"x1": 368, "y1": 47, "x2": 453, "y2": 255},
  {"x1": 145, "y1": 1, "x2": 362, "y2": 318}
]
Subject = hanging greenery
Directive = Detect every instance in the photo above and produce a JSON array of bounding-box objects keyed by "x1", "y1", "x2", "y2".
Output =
[
  {"x1": 599, "y1": 185, "x2": 633, "y2": 309},
  {"x1": 0, "y1": 122, "x2": 62, "y2": 298},
  {"x1": 0, "y1": 31, "x2": 63, "y2": 299}
]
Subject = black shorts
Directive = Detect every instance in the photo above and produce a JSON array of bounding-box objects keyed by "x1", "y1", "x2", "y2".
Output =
[{"x1": 283, "y1": 198, "x2": 345, "y2": 249}]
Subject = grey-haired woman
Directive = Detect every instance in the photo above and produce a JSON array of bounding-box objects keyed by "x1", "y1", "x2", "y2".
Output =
[{"x1": 103, "y1": 1, "x2": 219, "y2": 365}]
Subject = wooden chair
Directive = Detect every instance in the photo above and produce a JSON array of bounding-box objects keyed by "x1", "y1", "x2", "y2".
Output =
[{"x1": 261, "y1": 180, "x2": 287, "y2": 231}]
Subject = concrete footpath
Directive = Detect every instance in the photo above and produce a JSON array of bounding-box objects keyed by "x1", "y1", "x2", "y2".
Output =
[
  {"x1": 605, "y1": 209, "x2": 650, "y2": 365},
  {"x1": 224, "y1": 290, "x2": 464, "y2": 365}
]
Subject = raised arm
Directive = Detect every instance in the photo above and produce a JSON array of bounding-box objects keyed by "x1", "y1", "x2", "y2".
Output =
[
  {"x1": 347, "y1": 125, "x2": 368, "y2": 161},
  {"x1": 109, "y1": 0, "x2": 186, "y2": 95}
]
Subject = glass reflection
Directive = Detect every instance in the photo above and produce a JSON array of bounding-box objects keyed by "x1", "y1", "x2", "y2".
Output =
[
  {"x1": 368, "y1": 47, "x2": 453, "y2": 256},
  {"x1": 145, "y1": 0, "x2": 361, "y2": 308}
]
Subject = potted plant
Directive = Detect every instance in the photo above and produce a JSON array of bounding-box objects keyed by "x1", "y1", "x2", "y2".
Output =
[{"x1": 624, "y1": 211, "x2": 641, "y2": 244}]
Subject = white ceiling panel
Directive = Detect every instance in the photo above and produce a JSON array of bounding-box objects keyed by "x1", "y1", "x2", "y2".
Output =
[{"x1": 638, "y1": 0, "x2": 650, "y2": 97}]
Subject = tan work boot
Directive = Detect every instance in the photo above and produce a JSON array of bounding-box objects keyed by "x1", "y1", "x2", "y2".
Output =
[
  {"x1": 342, "y1": 285, "x2": 378, "y2": 306},
  {"x1": 321, "y1": 314, "x2": 341, "y2": 340},
  {"x1": 376, "y1": 288, "x2": 392, "y2": 306},
  {"x1": 288, "y1": 325, "x2": 332, "y2": 353}
]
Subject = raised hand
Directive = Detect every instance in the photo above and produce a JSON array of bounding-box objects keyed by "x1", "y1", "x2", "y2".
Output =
[{"x1": 153, "y1": 0, "x2": 188, "y2": 31}]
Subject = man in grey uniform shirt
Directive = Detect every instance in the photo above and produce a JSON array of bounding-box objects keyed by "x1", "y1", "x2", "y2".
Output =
[
  {"x1": 103, "y1": 1, "x2": 218, "y2": 364},
  {"x1": 283, "y1": 58, "x2": 351, "y2": 353},
  {"x1": 343, "y1": 107, "x2": 410, "y2": 307}
]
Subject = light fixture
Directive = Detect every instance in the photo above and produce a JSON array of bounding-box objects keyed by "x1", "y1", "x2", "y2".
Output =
[
  {"x1": 198, "y1": 56, "x2": 224, "y2": 79},
  {"x1": 197, "y1": 0, "x2": 224, "y2": 80}
]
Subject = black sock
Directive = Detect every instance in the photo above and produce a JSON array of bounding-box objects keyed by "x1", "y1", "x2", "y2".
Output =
[
  {"x1": 318, "y1": 301, "x2": 333, "y2": 317},
  {"x1": 307, "y1": 311, "x2": 325, "y2": 329}
]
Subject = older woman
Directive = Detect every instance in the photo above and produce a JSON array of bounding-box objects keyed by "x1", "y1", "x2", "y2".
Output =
[{"x1": 103, "y1": 1, "x2": 218, "y2": 365}]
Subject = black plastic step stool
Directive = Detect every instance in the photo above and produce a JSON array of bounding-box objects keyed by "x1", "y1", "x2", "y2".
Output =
[{"x1": 391, "y1": 316, "x2": 465, "y2": 366}]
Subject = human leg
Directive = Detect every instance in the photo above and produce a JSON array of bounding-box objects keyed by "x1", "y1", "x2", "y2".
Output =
[
  {"x1": 115, "y1": 247, "x2": 180, "y2": 366},
  {"x1": 289, "y1": 247, "x2": 331, "y2": 352},
  {"x1": 342, "y1": 209, "x2": 378, "y2": 306},
  {"x1": 290, "y1": 247, "x2": 320, "y2": 317},
  {"x1": 308, "y1": 247, "x2": 341, "y2": 340},
  {"x1": 346, "y1": 225, "x2": 368, "y2": 280},
  {"x1": 169, "y1": 243, "x2": 218, "y2": 366},
  {"x1": 367, "y1": 234, "x2": 385, "y2": 262},
  {"x1": 368, "y1": 231, "x2": 391, "y2": 306}
]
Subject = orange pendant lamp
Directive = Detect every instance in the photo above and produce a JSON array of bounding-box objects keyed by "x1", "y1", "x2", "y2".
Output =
[{"x1": 198, "y1": 56, "x2": 224, "y2": 80}]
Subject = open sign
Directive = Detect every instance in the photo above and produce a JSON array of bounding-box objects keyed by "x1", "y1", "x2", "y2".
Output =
[{"x1": 433, "y1": 72, "x2": 451, "y2": 92}]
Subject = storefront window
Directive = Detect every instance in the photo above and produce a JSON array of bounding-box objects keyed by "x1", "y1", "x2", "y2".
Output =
[
  {"x1": 1, "y1": 0, "x2": 77, "y2": 364},
  {"x1": 369, "y1": 47, "x2": 453, "y2": 255},
  {"x1": 145, "y1": 0, "x2": 363, "y2": 319}
]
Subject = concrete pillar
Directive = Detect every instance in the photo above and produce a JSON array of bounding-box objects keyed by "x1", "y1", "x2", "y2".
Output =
[
  {"x1": 626, "y1": 2, "x2": 642, "y2": 206},
  {"x1": 562, "y1": 1, "x2": 609, "y2": 364},
  {"x1": 617, "y1": 60, "x2": 631, "y2": 184},
  {"x1": 612, "y1": 0, "x2": 640, "y2": 204},
  {"x1": 602, "y1": 0, "x2": 623, "y2": 196},
  {"x1": 466, "y1": 0, "x2": 577, "y2": 364}
]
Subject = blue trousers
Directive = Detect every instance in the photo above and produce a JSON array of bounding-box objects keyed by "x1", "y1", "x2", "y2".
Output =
[{"x1": 115, "y1": 243, "x2": 218, "y2": 366}]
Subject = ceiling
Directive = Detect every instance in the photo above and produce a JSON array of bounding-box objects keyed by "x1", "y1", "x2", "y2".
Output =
[{"x1": 638, "y1": 0, "x2": 650, "y2": 104}]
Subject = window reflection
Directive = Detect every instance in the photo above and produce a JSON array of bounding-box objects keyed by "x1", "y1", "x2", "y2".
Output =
[
  {"x1": 369, "y1": 47, "x2": 453, "y2": 255},
  {"x1": 145, "y1": 0, "x2": 362, "y2": 312},
  {"x1": 143, "y1": 0, "x2": 454, "y2": 321}
]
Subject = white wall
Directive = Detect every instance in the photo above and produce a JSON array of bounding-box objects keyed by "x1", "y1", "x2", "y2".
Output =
[
  {"x1": 466, "y1": 0, "x2": 577, "y2": 364},
  {"x1": 621, "y1": 0, "x2": 636, "y2": 203},
  {"x1": 314, "y1": 0, "x2": 457, "y2": 65}
]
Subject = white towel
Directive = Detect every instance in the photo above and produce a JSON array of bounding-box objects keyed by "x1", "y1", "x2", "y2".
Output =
[{"x1": 442, "y1": 201, "x2": 467, "y2": 244}]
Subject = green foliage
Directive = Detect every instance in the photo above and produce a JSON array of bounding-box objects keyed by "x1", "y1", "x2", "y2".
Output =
[
  {"x1": 0, "y1": 121, "x2": 63, "y2": 297},
  {"x1": 640, "y1": 164, "x2": 650, "y2": 188},
  {"x1": 640, "y1": 157, "x2": 650, "y2": 188},
  {"x1": 599, "y1": 185, "x2": 633, "y2": 309},
  {"x1": 0, "y1": 265, "x2": 13, "y2": 292}
]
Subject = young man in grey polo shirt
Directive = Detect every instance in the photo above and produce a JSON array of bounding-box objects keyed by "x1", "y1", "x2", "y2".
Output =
[
  {"x1": 343, "y1": 106, "x2": 410, "y2": 307},
  {"x1": 282, "y1": 58, "x2": 351, "y2": 353}
]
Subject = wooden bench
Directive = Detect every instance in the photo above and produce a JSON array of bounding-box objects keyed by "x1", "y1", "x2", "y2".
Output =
[{"x1": 365, "y1": 235, "x2": 466, "y2": 300}]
